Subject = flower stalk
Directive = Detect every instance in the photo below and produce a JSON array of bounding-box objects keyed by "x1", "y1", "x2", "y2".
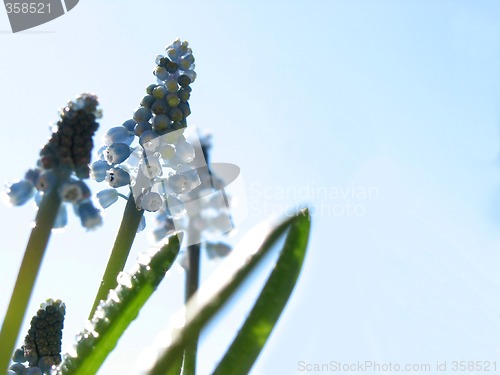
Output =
[
  {"x1": 0, "y1": 187, "x2": 62, "y2": 373},
  {"x1": 182, "y1": 141, "x2": 212, "y2": 375},
  {"x1": 88, "y1": 194, "x2": 144, "y2": 319},
  {"x1": 183, "y1": 242, "x2": 201, "y2": 375}
]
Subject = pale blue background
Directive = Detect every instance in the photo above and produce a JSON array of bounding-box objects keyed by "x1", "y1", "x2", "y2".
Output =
[{"x1": 1, "y1": 1, "x2": 500, "y2": 374}]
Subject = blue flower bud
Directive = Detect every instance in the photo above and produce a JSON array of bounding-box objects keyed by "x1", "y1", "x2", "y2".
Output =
[
  {"x1": 152, "y1": 114, "x2": 170, "y2": 133},
  {"x1": 165, "y1": 79, "x2": 178, "y2": 93},
  {"x1": 138, "y1": 192, "x2": 162, "y2": 212},
  {"x1": 146, "y1": 83, "x2": 157, "y2": 95},
  {"x1": 96, "y1": 145, "x2": 107, "y2": 160},
  {"x1": 102, "y1": 126, "x2": 133, "y2": 146},
  {"x1": 12, "y1": 348, "x2": 25, "y2": 363},
  {"x1": 178, "y1": 41, "x2": 190, "y2": 56},
  {"x1": 134, "y1": 121, "x2": 153, "y2": 136},
  {"x1": 151, "y1": 100, "x2": 168, "y2": 116},
  {"x1": 4, "y1": 179, "x2": 35, "y2": 206},
  {"x1": 165, "y1": 62, "x2": 179, "y2": 75},
  {"x1": 9, "y1": 363, "x2": 25, "y2": 374},
  {"x1": 105, "y1": 143, "x2": 131, "y2": 165},
  {"x1": 155, "y1": 54, "x2": 165, "y2": 65},
  {"x1": 166, "y1": 47, "x2": 178, "y2": 60},
  {"x1": 152, "y1": 85, "x2": 167, "y2": 100},
  {"x1": 90, "y1": 160, "x2": 111, "y2": 182},
  {"x1": 58, "y1": 180, "x2": 90, "y2": 203},
  {"x1": 35, "y1": 171, "x2": 57, "y2": 192},
  {"x1": 96, "y1": 189, "x2": 119, "y2": 209},
  {"x1": 154, "y1": 66, "x2": 169, "y2": 81},
  {"x1": 24, "y1": 169, "x2": 41, "y2": 185},
  {"x1": 122, "y1": 119, "x2": 136, "y2": 132},
  {"x1": 206, "y1": 242, "x2": 232, "y2": 259},
  {"x1": 137, "y1": 215, "x2": 146, "y2": 233},
  {"x1": 141, "y1": 94, "x2": 156, "y2": 108},
  {"x1": 179, "y1": 56, "x2": 194, "y2": 71},
  {"x1": 133, "y1": 107, "x2": 152, "y2": 123},
  {"x1": 78, "y1": 200, "x2": 102, "y2": 229},
  {"x1": 184, "y1": 69, "x2": 196, "y2": 83},
  {"x1": 106, "y1": 168, "x2": 130, "y2": 188}
]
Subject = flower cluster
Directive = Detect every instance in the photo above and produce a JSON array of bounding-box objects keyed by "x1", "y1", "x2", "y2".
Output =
[
  {"x1": 9, "y1": 299, "x2": 65, "y2": 375},
  {"x1": 3, "y1": 94, "x2": 103, "y2": 229},
  {"x1": 91, "y1": 39, "x2": 233, "y2": 254},
  {"x1": 39, "y1": 95, "x2": 101, "y2": 179},
  {"x1": 91, "y1": 40, "x2": 199, "y2": 214},
  {"x1": 150, "y1": 134, "x2": 234, "y2": 258}
]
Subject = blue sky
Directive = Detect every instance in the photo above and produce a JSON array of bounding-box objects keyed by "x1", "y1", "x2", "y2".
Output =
[{"x1": 2, "y1": 1, "x2": 500, "y2": 374}]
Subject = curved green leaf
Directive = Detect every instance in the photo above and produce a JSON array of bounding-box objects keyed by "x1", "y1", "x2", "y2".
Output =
[
  {"x1": 213, "y1": 209, "x2": 310, "y2": 374},
  {"x1": 57, "y1": 232, "x2": 182, "y2": 375},
  {"x1": 145, "y1": 208, "x2": 311, "y2": 375}
]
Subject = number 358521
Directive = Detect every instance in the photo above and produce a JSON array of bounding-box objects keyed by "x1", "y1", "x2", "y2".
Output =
[{"x1": 5, "y1": 3, "x2": 51, "y2": 14}]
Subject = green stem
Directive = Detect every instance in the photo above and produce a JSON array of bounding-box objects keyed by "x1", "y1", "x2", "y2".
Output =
[
  {"x1": 88, "y1": 194, "x2": 144, "y2": 319},
  {"x1": 0, "y1": 188, "x2": 61, "y2": 373},
  {"x1": 181, "y1": 143, "x2": 212, "y2": 375},
  {"x1": 182, "y1": 243, "x2": 200, "y2": 375},
  {"x1": 185, "y1": 244, "x2": 200, "y2": 301}
]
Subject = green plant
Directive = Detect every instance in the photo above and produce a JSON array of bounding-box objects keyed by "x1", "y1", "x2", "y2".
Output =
[{"x1": 0, "y1": 40, "x2": 311, "y2": 375}]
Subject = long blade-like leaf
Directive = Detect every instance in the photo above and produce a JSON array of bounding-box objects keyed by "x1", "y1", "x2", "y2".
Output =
[
  {"x1": 57, "y1": 232, "x2": 182, "y2": 375},
  {"x1": 144, "y1": 208, "x2": 311, "y2": 375},
  {"x1": 213, "y1": 209, "x2": 310, "y2": 374}
]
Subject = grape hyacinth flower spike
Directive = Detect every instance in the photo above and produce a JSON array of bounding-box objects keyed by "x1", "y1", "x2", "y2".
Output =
[
  {"x1": 91, "y1": 39, "x2": 198, "y2": 218},
  {"x1": 4, "y1": 93, "x2": 103, "y2": 229},
  {"x1": 0, "y1": 94, "x2": 102, "y2": 374},
  {"x1": 9, "y1": 299, "x2": 66, "y2": 375},
  {"x1": 86, "y1": 39, "x2": 198, "y2": 318}
]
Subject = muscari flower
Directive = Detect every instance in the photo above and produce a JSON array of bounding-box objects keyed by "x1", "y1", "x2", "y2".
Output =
[
  {"x1": 105, "y1": 167, "x2": 131, "y2": 188},
  {"x1": 3, "y1": 94, "x2": 103, "y2": 230},
  {"x1": 4, "y1": 179, "x2": 35, "y2": 206},
  {"x1": 90, "y1": 40, "x2": 199, "y2": 228},
  {"x1": 96, "y1": 189, "x2": 120, "y2": 209},
  {"x1": 90, "y1": 40, "x2": 233, "y2": 255},
  {"x1": 78, "y1": 200, "x2": 103, "y2": 229}
]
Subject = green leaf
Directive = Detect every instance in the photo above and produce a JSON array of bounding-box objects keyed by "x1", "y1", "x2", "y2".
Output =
[
  {"x1": 213, "y1": 208, "x2": 311, "y2": 374},
  {"x1": 57, "y1": 232, "x2": 182, "y2": 375},
  {"x1": 145, "y1": 208, "x2": 311, "y2": 375}
]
